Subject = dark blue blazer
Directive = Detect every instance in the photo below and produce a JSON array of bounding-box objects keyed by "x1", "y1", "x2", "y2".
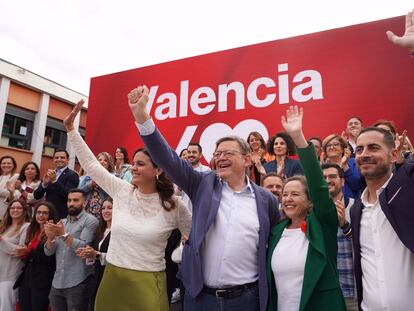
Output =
[
  {"x1": 141, "y1": 129, "x2": 279, "y2": 311},
  {"x1": 33, "y1": 168, "x2": 79, "y2": 219},
  {"x1": 350, "y1": 156, "x2": 414, "y2": 309},
  {"x1": 263, "y1": 157, "x2": 303, "y2": 178}
]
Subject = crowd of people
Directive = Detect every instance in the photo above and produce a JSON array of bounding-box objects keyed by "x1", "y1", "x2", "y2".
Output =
[{"x1": 0, "y1": 9, "x2": 413, "y2": 311}]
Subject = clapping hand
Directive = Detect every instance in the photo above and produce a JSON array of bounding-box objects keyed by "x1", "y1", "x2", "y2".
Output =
[
  {"x1": 335, "y1": 200, "x2": 346, "y2": 227},
  {"x1": 340, "y1": 148, "x2": 352, "y2": 171},
  {"x1": 76, "y1": 245, "x2": 97, "y2": 260},
  {"x1": 386, "y1": 9, "x2": 414, "y2": 53},
  {"x1": 6, "y1": 180, "x2": 15, "y2": 193},
  {"x1": 14, "y1": 180, "x2": 22, "y2": 191},
  {"x1": 44, "y1": 220, "x2": 64, "y2": 240},
  {"x1": 46, "y1": 170, "x2": 57, "y2": 183},
  {"x1": 12, "y1": 245, "x2": 28, "y2": 258}
]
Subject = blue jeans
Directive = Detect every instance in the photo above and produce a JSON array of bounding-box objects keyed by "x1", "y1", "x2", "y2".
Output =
[{"x1": 184, "y1": 285, "x2": 260, "y2": 311}]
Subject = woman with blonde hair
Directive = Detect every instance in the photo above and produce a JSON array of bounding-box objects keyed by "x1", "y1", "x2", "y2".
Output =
[
  {"x1": 322, "y1": 134, "x2": 364, "y2": 198},
  {"x1": 79, "y1": 152, "x2": 115, "y2": 219},
  {"x1": 0, "y1": 199, "x2": 30, "y2": 310},
  {"x1": 267, "y1": 106, "x2": 345, "y2": 311}
]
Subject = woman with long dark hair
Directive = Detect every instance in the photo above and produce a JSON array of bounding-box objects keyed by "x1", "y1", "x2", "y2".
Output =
[
  {"x1": 16, "y1": 202, "x2": 58, "y2": 311},
  {"x1": 267, "y1": 106, "x2": 346, "y2": 311},
  {"x1": 79, "y1": 152, "x2": 114, "y2": 219},
  {"x1": 0, "y1": 155, "x2": 19, "y2": 220},
  {"x1": 246, "y1": 131, "x2": 269, "y2": 185},
  {"x1": 64, "y1": 100, "x2": 191, "y2": 311},
  {"x1": 0, "y1": 199, "x2": 30, "y2": 310},
  {"x1": 11, "y1": 161, "x2": 42, "y2": 214},
  {"x1": 261, "y1": 132, "x2": 303, "y2": 179},
  {"x1": 76, "y1": 197, "x2": 113, "y2": 311},
  {"x1": 114, "y1": 147, "x2": 132, "y2": 182}
]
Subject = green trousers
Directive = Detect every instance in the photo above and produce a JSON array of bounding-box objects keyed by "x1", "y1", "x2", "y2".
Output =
[{"x1": 95, "y1": 263, "x2": 168, "y2": 311}]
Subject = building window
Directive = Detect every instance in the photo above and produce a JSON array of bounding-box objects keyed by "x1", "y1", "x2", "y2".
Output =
[
  {"x1": 1, "y1": 106, "x2": 34, "y2": 150},
  {"x1": 43, "y1": 118, "x2": 67, "y2": 156}
]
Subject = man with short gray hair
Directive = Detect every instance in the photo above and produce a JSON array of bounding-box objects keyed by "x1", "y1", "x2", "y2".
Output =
[{"x1": 127, "y1": 85, "x2": 279, "y2": 311}]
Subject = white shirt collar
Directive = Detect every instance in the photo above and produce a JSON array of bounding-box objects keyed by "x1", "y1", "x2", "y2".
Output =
[
  {"x1": 222, "y1": 175, "x2": 254, "y2": 194},
  {"x1": 56, "y1": 166, "x2": 68, "y2": 173},
  {"x1": 361, "y1": 173, "x2": 393, "y2": 207}
]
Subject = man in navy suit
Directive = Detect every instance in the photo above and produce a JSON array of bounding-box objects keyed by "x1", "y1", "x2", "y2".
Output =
[
  {"x1": 34, "y1": 149, "x2": 79, "y2": 219},
  {"x1": 127, "y1": 86, "x2": 279, "y2": 311},
  {"x1": 350, "y1": 127, "x2": 414, "y2": 310}
]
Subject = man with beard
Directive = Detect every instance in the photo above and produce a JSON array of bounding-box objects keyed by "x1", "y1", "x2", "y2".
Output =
[
  {"x1": 187, "y1": 143, "x2": 211, "y2": 172},
  {"x1": 180, "y1": 143, "x2": 211, "y2": 212},
  {"x1": 350, "y1": 127, "x2": 414, "y2": 310},
  {"x1": 261, "y1": 173, "x2": 283, "y2": 202},
  {"x1": 44, "y1": 189, "x2": 98, "y2": 310},
  {"x1": 321, "y1": 163, "x2": 357, "y2": 311}
]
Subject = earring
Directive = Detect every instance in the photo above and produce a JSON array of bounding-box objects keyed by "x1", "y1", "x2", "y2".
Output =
[{"x1": 156, "y1": 175, "x2": 159, "y2": 181}]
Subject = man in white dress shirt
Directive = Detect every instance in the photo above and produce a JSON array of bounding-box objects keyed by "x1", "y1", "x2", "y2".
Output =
[
  {"x1": 350, "y1": 127, "x2": 414, "y2": 311},
  {"x1": 127, "y1": 85, "x2": 279, "y2": 311}
]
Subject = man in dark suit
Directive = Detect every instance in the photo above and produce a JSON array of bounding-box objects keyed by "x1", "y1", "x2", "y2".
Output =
[
  {"x1": 127, "y1": 86, "x2": 279, "y2": 311},
  {"x1": 34, "y1": 149, "x2": 79, "y2": 219},
  {"x1": 350, "y1": 127, "x2": 414, "y2": 310}
]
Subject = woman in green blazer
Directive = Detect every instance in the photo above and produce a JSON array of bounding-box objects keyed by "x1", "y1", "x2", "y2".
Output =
[{"x1": 266, "y1": 106, "x2": 346, "y2": 311}]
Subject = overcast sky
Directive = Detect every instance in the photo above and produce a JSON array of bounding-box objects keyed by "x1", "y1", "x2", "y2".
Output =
[{"x1": 0, "y1": 1, "x2": 410, "y2": 95}]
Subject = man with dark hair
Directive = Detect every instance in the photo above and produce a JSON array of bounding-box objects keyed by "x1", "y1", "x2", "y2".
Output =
[
  {"x1": 44, "y1": 188, "x2": 98, "y2": 311},
  {"x1": 308, "y1": 136, "x2": 322, "y2": 160},
  {"x1": 345, "y1": 117, "x2": 363, "y2": 158},
  {"x1": 261, "y1": 172, "x2": 283, "y2": 201},
  {"x1": 187, "y1": 142, "x2": 210, "y2": 172},
  {"x1": 321, "y1": 162, "x2": 357, "y2": 311},
  {"x1": 350, "y1": 126, "x2": 413, "y2": 310},
  {"x1": 34, "y1": 149, "x2": 79, "y2": 219}
]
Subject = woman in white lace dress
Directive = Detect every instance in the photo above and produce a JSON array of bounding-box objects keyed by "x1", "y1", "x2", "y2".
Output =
[{"x1": 63, "y1": 100, "x2": 191, "y2": 311}]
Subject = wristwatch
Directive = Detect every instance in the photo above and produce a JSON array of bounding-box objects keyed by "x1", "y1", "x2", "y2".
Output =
[{"x1": 60, "y1": 233, "x2": 70, "y2": 241}]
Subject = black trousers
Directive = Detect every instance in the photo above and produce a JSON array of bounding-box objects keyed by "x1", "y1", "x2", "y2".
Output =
[
  {"x1": 19, "y1": 284, "x2": 51, "y2": 311},
  {"x1": 165, "y1": 228, "x2": 181, "y2": 303}
]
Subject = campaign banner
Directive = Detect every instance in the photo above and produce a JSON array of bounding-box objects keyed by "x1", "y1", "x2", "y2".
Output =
[{"x1": 87, "y1": 16, "x2": 414, "y2": 163}]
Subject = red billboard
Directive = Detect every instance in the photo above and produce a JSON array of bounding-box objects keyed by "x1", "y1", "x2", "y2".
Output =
[{"x1": 86, "y1": 16, "x2": 414, "y2": 163}]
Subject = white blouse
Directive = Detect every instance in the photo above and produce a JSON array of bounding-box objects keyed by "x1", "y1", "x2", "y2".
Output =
[
  {"x1": 0, "y1": 173, "x2": 19, "y2": 219},
  {"x1": 0, "y1": 223, "x2": 29, "y2": 281},
  {"x1": 271, "y1": 227, "x2": 309, "y2": 311},
  {"x1": 67, "y1": 130, "x2": 191, "y2": 272}
]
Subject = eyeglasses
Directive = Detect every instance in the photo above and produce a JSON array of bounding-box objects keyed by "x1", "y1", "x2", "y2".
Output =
[
  {"x1": 213, "y1": 150, "x2": 245, "y2": 159},
  {"x1": 326, "y1": 142, "x2": 341, "y2": 149},
  {"x1": 324, "y1": 174, "x2": 339, "y2": 180}
]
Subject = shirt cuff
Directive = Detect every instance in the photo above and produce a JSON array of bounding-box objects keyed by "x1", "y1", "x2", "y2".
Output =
[{"x1": 135, "y1": 118, "x2": 155, "y2": 136}]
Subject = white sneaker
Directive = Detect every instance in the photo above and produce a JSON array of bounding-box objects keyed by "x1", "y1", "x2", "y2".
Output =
[{"x1": 171, "y1": 288, "x2": 181, "y2": 303}]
